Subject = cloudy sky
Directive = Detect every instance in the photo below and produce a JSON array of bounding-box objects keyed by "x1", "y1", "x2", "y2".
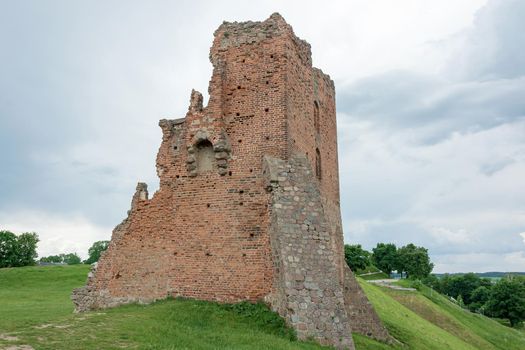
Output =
[{"x1": 1, "y1": 0, "x2": 524, "y2": 273}]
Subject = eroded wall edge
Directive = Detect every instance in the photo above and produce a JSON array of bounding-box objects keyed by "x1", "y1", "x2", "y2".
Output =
[{"x1": 343, "y1": 266, "x2": 392, "y2": 342}]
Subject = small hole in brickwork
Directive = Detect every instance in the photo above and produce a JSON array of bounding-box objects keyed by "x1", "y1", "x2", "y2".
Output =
[
  {"x1": 249, "y1": 169, "x2": 253, "y2": 172},
  {"x1": 236, "y1": 112, "x2": 240, "y2": 116},
  {"x1": 239, "y1": 202, "x2": 243, "y2": 206},
  {"x1": 239, "y1": 190, "x2": 244, "y2": 194},
  {"x1": 237, "y1": 85, "x2": 241, "y2": 89},
  {"x1": 229, "y1": 171, "x2": 232, "y2": 176},
  {"x1": 270, "y1": 54, "x2": 274, "y2": 58},
  {"x1": 242, "y1": 59, "x2": 245, "y2": 63},
  {"x1": 174, "y1": 145, "x2": 178, "y2": 150},
  {"x1": 173, "y1": 252, "x2": 178, "y2": 256},
  {"x1": 207, "y1": 203, "x2": 211, "y2": 208},
  {"x1": 266, "y1": 81, "x2": 269, "y2": 84},
  {"x1": 250, "y1": 233, "x2": 254, "y2": 237},
  {"x1": 238, "y1": 139, "x2": 242, "y2": 143},
  {"x1": 242, "y1": 253, "x2": 247, "y2": 257},
  {"x1": 265, "y1": 136, "x2": 270, "y2": 140},
  {"x1": 206, "y1": 252, "x2": 212, "y2": 256}
]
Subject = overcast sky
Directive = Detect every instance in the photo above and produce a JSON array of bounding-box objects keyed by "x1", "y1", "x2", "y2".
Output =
[{"x1": 1, "y1": 0, "x2": 524, "y2": 273}]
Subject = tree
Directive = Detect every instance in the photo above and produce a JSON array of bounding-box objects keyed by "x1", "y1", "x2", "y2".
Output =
[
  {"x1": 422, "y1": 274, "x2": 441, "y2": 291},
  {"x1": 84, "y1": 240, "x2": 110, "y2": 264},
  {"x1": 485, "y1": 277, "x2": 525, "y2": 327},
  {"x1": 62, "y1": 253, "x2": 81, "y2": 265},
  {"x1": 396, "y1": 244, "x2": 434, "y2": 279},
  {"x1": 344, "y1": 244, "x2": 370, "y2": 271},
  {"x1": 469, "y1": 286, "x2": 491, "y2": 313},
  {"x1": 0, "y1": 230, "x2": 18, "y2": 268},
  {"x1": 40, "y1": 255, "x2": 63, "y2": 263},
  {"x1": 446, "y1": 273, "x2": 483, "y2": 305},
  {"x1": 0, "y1": 230, "x2": 39, "y2": 268},
  {"x1": 371, "y1": 243, "x2": 397, "y2": 277},
  {"x1": 15, "y1": 232, "x2": 39, "y2": 266}
]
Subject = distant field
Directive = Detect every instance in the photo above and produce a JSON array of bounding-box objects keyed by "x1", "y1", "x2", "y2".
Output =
[{"x1": 1, "y1": 265, "x2": 525, "y2": 349}]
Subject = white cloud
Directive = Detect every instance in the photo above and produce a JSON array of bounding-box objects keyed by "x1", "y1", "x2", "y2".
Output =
[
  {"x1": 337, "y1": 0, "x2": 525, "y2": 272},
  {"x1": 428, "y1": 227, "x2": 472, "y2": 245},
  {"x1": 434, "y1": 251, "x2": 525, "y2": 273}
]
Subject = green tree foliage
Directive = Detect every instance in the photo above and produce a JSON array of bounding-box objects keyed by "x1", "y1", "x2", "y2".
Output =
[
  {"x1": 16, "y1": 232, "x2": 39, "y2": 266},
  {"x1": 396, "y1": 244, "x2": 434, "y2": 279},
  {"x1": 436, "y1": 273, "x2": 492, "y2": 306},
  {"x1": 62, "y1": 253, "x2": 81, "y2": 265},
  {"x1": 424, "y1": 273, "x2": 525, "y2": 327},
  {"x1": 422, "y1": 274, "x2": 441, "y2": 290},
  {"x1": 0, "y1": 231, "x2": 19, "y2": 268},
  {"x1": 469, "y1": 286, "x2": 491, "y2": 313},
  {"x1": 84, "y1": 240, "x2": 110, "y2": 264},
  {"x1": 40, "y1": 253, "x2": 82, "y2": 265},
  {"x1": 0, "y1": 230, "x2": 39, "y2": 267},
  {"x1": 39, "y1": 255, "x2": 64, "y2": 263},
  {"x1": 485, "y1": 277, "x2": 525, "y2": 327},
  {"x1": 371, "y1": 243, "x2": 397, "y2": 277},
  {"x1": 344, "y1": 244, "x2": 370, "y2": 271}
]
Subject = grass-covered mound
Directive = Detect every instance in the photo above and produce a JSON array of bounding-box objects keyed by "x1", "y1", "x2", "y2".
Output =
[
  {"x1": 360, "y1": 279, "x2": 525, "y2": 349},
  {"x1": 0, "y1": 265, "x2": 325, "y2": 349},
  {"x1": 355, "y1": 265, "x2": 389, "y2": 280},
  {"x1": 1, "y1": 265, "x2": 525, "y2": 349}
]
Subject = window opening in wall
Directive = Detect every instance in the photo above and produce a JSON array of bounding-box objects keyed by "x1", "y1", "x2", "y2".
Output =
[
  {"x1": 315, "y1": 148, "x2": 322, "y2": 180},
  {"x1": 195, "y1": 140, "x2": 215, "y2": 173},
  {"x1": 314, "y1": 101, "x2": 320, "y2": 133}
]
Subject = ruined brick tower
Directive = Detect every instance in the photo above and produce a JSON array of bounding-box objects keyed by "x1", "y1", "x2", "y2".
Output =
[{"x1": 72, "y1": 13, "x2": 389, "y2": 349}]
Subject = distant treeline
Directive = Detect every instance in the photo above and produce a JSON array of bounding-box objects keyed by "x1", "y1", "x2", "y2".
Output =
[
  {"x1": 0, "y1": 229, "x2": 109, "y2": 267},
  {"x1": 423, "y1": 272, "x2": 525, "y2": 327}
]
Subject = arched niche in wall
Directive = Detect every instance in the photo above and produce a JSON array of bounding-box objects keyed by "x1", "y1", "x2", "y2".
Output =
[{"x1": 196, "y1": 139, "x2": 215, "y2": 173}]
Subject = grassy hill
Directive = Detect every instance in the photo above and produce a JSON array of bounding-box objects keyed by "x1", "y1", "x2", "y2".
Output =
[
  {"x1": 354, "y1": 265, "x2": 389, "y2": 280},
  {"x1": 1, "y1": 265, "x2": 524, "y2": 349}
]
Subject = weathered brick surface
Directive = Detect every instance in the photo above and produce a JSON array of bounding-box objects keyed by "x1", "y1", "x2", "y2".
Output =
[{"x1": 72, "y1": 13, "x2": 389, "y2": 348}]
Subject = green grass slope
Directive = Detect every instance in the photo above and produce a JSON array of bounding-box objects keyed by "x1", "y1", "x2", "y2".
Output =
[
  {"x1": 355, "y1": 265, "x2": 389, "y2": 280},
  {"x1": 360, "y1": 279, "x2": 525, "y2": 350},
  {"x1": 0, "y1": 265, "x2": 325, "y2": 350},
  {"x1": 1, "y1": 265, "x2": 524, "y2": 349}
]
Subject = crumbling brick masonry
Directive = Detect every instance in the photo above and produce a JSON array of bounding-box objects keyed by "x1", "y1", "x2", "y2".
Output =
[{"x1": 72, "y1": 13, "x2": 389, "y2": 349}]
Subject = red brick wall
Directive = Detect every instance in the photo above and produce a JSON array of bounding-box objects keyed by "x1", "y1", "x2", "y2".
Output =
[{"x1": 78, "y1": 12, "x2": 342, "y2": 308}]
